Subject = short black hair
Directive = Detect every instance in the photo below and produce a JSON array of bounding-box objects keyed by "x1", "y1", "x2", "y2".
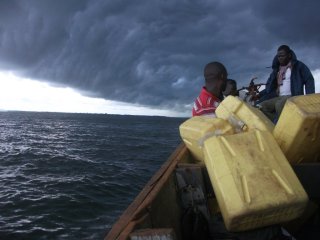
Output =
[
  {"x1": 204, "y1": 61, "x2": 227, "y2": 82},
  {"x1": 277, "y1": 45, "x2": 291, "y2": 54},
  {"x1": 227, "y1": 79, "x2": 237, "y2": 88}
]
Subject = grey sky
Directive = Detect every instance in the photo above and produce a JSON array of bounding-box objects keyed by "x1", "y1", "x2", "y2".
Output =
[{"x1": 0, "y1": 0, "x2": 319, "y2": 114}]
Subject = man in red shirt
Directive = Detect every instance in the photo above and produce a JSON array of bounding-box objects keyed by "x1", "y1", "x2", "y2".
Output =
[{"x1": 192, "y1": 61, "x2": 228, "y2": 116}]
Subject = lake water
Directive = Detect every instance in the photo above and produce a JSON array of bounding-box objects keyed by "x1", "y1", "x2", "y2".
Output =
[{"x1": 0, "y1": 111, "x2": 186, "y2": 239}]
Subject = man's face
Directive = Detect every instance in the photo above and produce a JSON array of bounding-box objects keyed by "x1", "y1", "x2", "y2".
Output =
[
  {"x1": 223, "y1": 82, "x2": 237, "y2": 96},
  {"x1": 277, "y1": 50, "x2": 291, "y2": 66}
]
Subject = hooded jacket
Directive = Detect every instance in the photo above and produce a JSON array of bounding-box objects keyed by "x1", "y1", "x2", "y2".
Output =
[{"x1": 263, "y1": 50, "x2": 314, "y2": 100}]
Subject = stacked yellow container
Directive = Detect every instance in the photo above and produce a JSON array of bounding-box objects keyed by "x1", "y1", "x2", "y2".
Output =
[
  {"x1": 215, "y1": 95, "x2": 274, "y2": 133},
  {"x1": 273, "y1": 93, "x2": 320, "y2": 164},
  {"x1": 203, "y1": 130, "x2": 308, "y2": 231},
  {"x1": 179, "y1": 95, "x2": 311, "y2": 232},
  {"x1": 179, "y1": 116, "x2": 234, "y2": 162}
]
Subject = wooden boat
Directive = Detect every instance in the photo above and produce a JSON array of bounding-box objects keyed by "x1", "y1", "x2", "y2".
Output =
[
  {"x1": 105, "y1": 142, "x2": 320, "y2": 240},
  {"x1": 106, "y1": 93, "x2": 320, "y2": 239}
]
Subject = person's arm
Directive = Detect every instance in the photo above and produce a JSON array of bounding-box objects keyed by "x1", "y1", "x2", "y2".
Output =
[
  {"x1": 300, "y1": 63, "x2": 315, "y2": 94},
  {"x1": 265, "y1": 71, "x2": 277, "y2": 94}
]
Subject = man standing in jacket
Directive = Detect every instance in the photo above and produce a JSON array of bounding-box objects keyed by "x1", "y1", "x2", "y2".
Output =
[
  {"x1": 192, "y1": 61, "x2": 227, "y2": 117},
  {"x1": 259, "y1": 45, "x2": 315, "y2": 122}
]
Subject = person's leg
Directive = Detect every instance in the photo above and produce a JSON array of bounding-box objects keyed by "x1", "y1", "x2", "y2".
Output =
[
  {"x1": 259, "y1": 97, "x2": 279, "y2": 121},
  {"x1": 275, "y1": 95, "x2": 291, "y2": 120}
]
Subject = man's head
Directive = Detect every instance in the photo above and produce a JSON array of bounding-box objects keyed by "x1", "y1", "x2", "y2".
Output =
[
  {"x1": 223, "y1": 79, "x2": 238, "y2": 96},
  {"x1": 277, "y1": 45, "x2": 292, "y2": 66},
  {"x1": 203, "y1": 61, "x2": 228, "y2": 96}
]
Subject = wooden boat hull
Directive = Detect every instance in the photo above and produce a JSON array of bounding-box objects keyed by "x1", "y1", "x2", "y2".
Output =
[
  {"x1": 105, "y1": 143, "x2": 320, "y2": 240},
  {"x1": 105, "y1": 143, "x2": 191, "y2": 240}
]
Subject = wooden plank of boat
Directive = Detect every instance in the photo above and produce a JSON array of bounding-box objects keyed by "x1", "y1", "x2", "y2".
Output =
[{"x1": 105, "y1": 143, "x2": 189, "y2": 240}]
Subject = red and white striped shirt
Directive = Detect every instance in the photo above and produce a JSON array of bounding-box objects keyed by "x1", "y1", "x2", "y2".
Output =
[{"x1": 192, "y1": 87, "x2": 221, "y2": 117}]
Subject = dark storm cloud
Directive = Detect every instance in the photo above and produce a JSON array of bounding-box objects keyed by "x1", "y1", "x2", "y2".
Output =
[{"x1": 0, "y1": 0, "x2": 319, "y2": 113}]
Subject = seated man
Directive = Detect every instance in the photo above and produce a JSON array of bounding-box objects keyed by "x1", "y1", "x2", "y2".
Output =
[
  {"x1": 192, "y1": 61, "x2": 228, "y2": 117},
  {"x1": 223, "y1": 79, "x2": 238, "y2": 97},
  {"x1": 259, "y1": 45, "x2": 315, "y2": 122}
]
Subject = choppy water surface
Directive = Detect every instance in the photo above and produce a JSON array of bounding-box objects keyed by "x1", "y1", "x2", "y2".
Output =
[{"x1": 0, "y1": 111, "x2": 185, "y2": 239}]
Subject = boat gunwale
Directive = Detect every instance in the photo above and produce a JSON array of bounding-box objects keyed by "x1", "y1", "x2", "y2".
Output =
[{"x1": 105, "y1": 143, "x2": 188, "y2": 240}]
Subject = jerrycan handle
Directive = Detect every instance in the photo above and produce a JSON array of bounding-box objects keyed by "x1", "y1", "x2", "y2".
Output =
[{"x1": 228, "y1": 114, "x2": 248, "y2": 132}]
